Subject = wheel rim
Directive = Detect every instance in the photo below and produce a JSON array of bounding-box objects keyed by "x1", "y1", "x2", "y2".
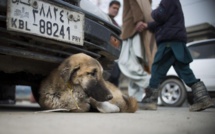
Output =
[{"x1": 161, "y1": 82, "x2": 181, "y2": 105}]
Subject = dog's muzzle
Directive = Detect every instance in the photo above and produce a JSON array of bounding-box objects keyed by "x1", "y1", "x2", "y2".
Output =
[{"x1": 85, "y1": 81, "x2": 113, "y2": 102}]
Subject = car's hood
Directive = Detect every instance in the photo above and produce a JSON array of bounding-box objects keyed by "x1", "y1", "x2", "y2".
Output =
[{"x1": 80, "y1": 0, "x2": 113, "y2": 24}]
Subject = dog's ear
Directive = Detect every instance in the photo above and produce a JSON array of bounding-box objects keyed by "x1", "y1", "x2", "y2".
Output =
[
  {"x1": 58, "y1": 60, "x2": 80, "y2": 82},
  {"x1": 60, "y1": 65, "x2": 80, "y2": 82}
]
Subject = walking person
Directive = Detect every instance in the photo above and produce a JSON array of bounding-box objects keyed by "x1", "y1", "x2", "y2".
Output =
[
  {"x1": 118, "y1": 0, "x2": 156, "y2": 102},
  {"x1": 140, "y1": 0, "x2": 214, "y2": 111}
]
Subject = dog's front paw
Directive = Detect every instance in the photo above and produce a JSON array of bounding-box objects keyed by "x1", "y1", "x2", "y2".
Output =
[{"x1": 97, "y1": 102, "x2": 120, "y2": 113}]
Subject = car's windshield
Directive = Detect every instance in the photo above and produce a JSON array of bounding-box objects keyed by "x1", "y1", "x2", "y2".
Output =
[
  {"x1": 188, "y1": 42, "x2": 215, "y2": 59},
  {"x1": 79, "y1": 0, "x2": 112, "y2": 23}
]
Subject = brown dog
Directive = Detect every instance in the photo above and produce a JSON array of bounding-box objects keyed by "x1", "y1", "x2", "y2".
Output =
[{"x1": 39, "y1": 53, "x2": 137, "y2": 113}]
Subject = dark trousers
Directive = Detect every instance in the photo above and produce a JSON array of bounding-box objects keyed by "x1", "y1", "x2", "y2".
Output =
[
  {"x1": 108, "y1": 62, "x2": 121, "y2": 86},
  {"x1": 149, "y1": 46, "x2": 199, "y2": 88}
]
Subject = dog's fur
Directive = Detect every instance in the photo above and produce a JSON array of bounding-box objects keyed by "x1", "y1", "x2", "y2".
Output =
[{"x1": 39, "y1": 53, "x2": 138, "y2": 113}]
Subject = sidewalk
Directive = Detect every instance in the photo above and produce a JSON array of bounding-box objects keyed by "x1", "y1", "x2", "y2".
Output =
[{"x1": 0, "y1": 105, "x2": 215, "y2": 134}]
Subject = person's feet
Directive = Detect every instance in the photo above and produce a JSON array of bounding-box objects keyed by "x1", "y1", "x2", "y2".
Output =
[
  {"x1": 190, "y1": 81, "x2": 215, "y2": 112},
  {"x1": 190, "y1": 97, "x2": 214, "y2": 112},
  {"x1": 139, "y1": 87, "x2": 158, "y2": 110},
  {"x1": 138, "y1": 102, "x2": 157, "y2": 110}
]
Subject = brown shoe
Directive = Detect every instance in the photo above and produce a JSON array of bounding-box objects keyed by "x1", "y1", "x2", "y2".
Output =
[
  {"x1": 138, "y1": 102, "x2": 157, "y2": 110},
  {"x1": 189, "y1": 81, "x2": 214, "y2": 112},
  {"x1": 190, "y1": 98, "x2": 214, "y2": 112},
  {"x1": 139, "y1": 87, "x2": 158, "y2": 110}
]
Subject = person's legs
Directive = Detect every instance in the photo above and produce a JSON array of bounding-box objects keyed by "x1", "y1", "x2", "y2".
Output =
[
  {"x1": 149, "y1": 48, "x2": 175, "y2": 88},
  {"x1": 140, "y1": 46, "x2": 175, "y2": 110},
  {"x1": 108, "y1": 62, "x2": 121, "y2": 86},
  {"x1": 173, "y1": 61, "x2": 214, "y2": 111},
  {"x1": 173, "y1": 61, "x2": 199, "y2": 87}
]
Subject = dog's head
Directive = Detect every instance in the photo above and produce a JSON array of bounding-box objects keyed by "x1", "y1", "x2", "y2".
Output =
[{"x1": 58, "y1": 53, "x2": 113, "y2": 102}]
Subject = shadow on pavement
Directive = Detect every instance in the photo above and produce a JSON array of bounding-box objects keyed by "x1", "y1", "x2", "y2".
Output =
[{"x1": 0, "y1": 103, "x2": 41, "y2": 112}]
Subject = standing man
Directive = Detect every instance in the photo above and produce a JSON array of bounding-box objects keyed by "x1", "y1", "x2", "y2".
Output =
[
  {"x1": 140, "y1": 0, "x2": 214, "y2": 111},
  {"x1": 118, "y1": 0, "x2": 157, "y2": 102},
  {"x1": 107, "y1": 1, "x2": 121, "y2": 86},
  {"x1": 108, "y1": 0, "x2": 121, "y2": 27}
]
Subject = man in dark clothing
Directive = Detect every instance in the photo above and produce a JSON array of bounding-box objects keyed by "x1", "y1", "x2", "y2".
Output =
[
  {"x1": 107, "y1": 0, "x2": 121, "y2": 86},
  {"x1": 140, "y1": 0, "x2": 214, "y2": 111}
]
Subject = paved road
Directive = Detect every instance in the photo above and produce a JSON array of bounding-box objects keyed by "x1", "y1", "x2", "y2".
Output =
[{"x1": 0, "y1": 104, "x2": 215, "y2": 134}]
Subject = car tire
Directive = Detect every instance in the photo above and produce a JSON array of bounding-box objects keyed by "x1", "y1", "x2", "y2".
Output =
[{"x1": 159, "y1": 78, "x2": 187, "y2": 107}]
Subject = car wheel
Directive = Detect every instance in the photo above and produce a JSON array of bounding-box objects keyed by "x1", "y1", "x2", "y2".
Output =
[{"x1": 159, "y1": 78, "x2": 187, "y2": 107}]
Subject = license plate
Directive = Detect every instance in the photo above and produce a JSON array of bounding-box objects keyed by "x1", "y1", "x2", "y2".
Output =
[{"x1": 7, "y1": 0, "x2": 84, "y2": 46}]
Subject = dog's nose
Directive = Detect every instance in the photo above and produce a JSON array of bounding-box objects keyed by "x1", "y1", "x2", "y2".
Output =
[{"x1": 106, "y1": 94, "x2": 113, "y2": 100}]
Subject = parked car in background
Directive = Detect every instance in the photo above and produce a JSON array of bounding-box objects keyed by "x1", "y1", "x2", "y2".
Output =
[
  {"x1": 0, "y1": 0, "x2": 121, "y2": 104},
  {"x1": 159, "y1": 39, "x2": 215, "y2": 107}
]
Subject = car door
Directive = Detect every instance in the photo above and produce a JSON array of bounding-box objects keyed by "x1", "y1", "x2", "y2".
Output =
[{"x1": 188, "y1": 40, "x2": 215, "y2": 91}]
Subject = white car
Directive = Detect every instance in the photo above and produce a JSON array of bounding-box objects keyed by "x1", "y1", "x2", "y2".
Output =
[{"x1": 159, "y1": 39, "x2": 215, "y2": 106}]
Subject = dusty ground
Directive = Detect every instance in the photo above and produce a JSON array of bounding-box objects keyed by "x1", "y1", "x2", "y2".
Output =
[{"x1": 0, "y1": 103, "x2": 215, "y2": 134}]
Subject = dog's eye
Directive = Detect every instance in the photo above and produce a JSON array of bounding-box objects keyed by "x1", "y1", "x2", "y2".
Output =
[
  {"x1": 87, "y1": 69, "x2": 97, "y2": 77},
  {"x1": 87, "y1": 72, "x2": 95, "y2": 77}
]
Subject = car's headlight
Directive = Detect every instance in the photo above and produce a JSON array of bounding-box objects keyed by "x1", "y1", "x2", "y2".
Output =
[{"x1": 110, "y1": 35, "x2": 121, "y2": 49}]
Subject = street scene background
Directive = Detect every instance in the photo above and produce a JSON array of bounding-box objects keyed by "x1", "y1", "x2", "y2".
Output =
[{"x1": 1, "y1": 0, "x2": 215, "y2": 134}]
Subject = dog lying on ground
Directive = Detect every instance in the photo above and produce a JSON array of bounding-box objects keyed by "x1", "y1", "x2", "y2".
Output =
[{"x1": 39, "y1": 53, "x2": 138, "y2": 113}]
